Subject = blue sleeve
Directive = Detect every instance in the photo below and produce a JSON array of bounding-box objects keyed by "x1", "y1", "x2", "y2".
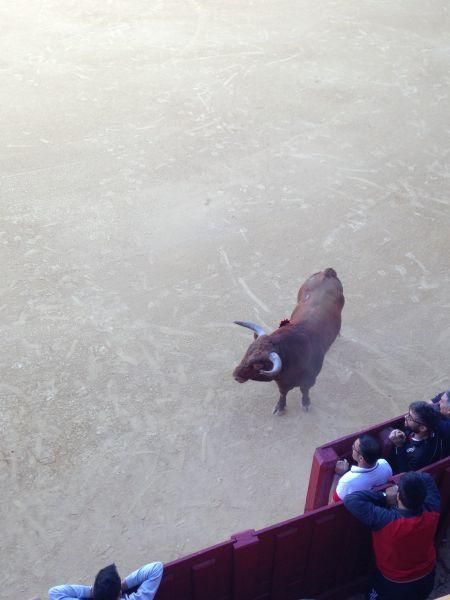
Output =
[
  {"x1": 431, "y1": 392, "x2": 443, "y2": 404},
  {"x1": 124, "y1": 562, "x2": 164, "y2": 600},
  {"x1": 435, "y1": 417, "x2": 450, "y2": 438},
  {"x1": 344, "y1": 490, "x2": 394, "y2": 531},
  {"x1": 421, "y1": 472, "x2": 441, "y2": 513},
  {"x1": 392, "y1": 445, "x2": 413, "y2": 473},
  {"x1": 392, "y1": 439, "x2": 441, "y2": 473},
  {"x1": 48, "y1": 585, "x2": 93, "y2": 600}
]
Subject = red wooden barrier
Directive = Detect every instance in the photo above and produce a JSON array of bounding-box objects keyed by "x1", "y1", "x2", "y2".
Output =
[
  {"x1": 154, "y1": 456, "x2": 450, "y2": 600},
  {"x1": 420, "y1": 458, "x2": 450, "y2": 542},
  {"x1": 156, "y1": 540, "x2": 233, "y2": 600}
]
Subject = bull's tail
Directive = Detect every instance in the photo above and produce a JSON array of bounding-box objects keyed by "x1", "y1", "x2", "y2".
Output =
[{"x1": 324, "y1": 267, "x2": 337, "y2": 278}]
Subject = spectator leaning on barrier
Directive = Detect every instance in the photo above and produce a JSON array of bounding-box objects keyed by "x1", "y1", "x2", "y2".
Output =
[
  {"x1": 48, "y1": 562, "x2": 163, "y2": 600},
  {"x1": 389, "y1": 401, "x2": 443, "y2": 473},
  {"x1": 344, "y1": 471, "x2": 440, "y2": 600},
  {"x1": 429, "y1": 389, "x2": 450, "y2": 418},
  {"x1": 430, "y1": 389, "x2": 450, "y2": 456},
  {"x1": 330, "y1": 434, "x2": 393, "y2": 502}
]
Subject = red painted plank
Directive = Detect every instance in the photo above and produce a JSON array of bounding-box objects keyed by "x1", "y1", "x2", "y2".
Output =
[{"x1": 231, "y1": 530, "x2": 259, "y2": 600}]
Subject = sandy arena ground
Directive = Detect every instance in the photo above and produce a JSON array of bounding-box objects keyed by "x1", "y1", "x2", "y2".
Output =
[{"x1": 1, "y1": 1, "x2": 450, "y2": 598}]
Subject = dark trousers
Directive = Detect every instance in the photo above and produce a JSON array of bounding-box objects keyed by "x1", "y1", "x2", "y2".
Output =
[{"x1": 366, "y1": 568, "x2": 435, "y2": 600}]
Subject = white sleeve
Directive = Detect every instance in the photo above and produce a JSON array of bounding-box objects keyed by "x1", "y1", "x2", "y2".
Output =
[
  {"x1": 335, "y1": 472, "x2": 351, "y2": 500},
  {"x1": 48, "y1": 585, "x2": 93, "y2": 600},
  {"x1": 124, "y1": 562, "x2": 164, "y2": 600},
  {"x1": 381, "y1": 459, "x2": 393, "y2": 477}
]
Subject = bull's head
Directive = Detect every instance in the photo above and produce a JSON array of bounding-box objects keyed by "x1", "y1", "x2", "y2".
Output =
[{"x1": 232, "y1": 321, "x2": 282, "y2": 383}]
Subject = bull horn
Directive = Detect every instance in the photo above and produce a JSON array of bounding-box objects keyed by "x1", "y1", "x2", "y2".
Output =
[
  {"x1": 259, "y1": 352, "x2": 282, "y2": 377},
  {"x1": 233, "y1": 321, "x2": 267, "y2": 338}
]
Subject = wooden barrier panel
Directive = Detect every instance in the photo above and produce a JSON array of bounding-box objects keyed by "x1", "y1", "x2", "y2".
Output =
[
  {"x1": 231, "y1": 530, "x2": 260, "y2": 600},
  {"x1": 156, "y1": 540, "x2": 233, "y2": 600},
  {"x1": 421, "y1": 458, "x2": 450, "y2": 542},
  {"x1": 155, "y1": 502, "x2": 371, "y2": 599},
  {"x1": 253, "y1": 502, "x2": 371, "y2": 600}
]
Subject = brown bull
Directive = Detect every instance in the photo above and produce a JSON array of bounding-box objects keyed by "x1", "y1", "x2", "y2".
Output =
[{"x1": 233, "y1": 268, "x2": 344, "y2": 414}]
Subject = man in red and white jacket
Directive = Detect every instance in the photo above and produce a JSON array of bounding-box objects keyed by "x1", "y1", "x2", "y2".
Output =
[{"x1": 344, "y1": 472, "x2": 440, "y2": 600}]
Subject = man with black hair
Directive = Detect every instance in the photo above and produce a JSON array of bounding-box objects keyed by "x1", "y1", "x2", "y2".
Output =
[
  {"x1": 344, "y1": 472, "x2": 440, "y2": 600},
  {"x1": 429, "y1": 389, "x2": 450, "y2": 457},
  {"x1": 330, "y1": 434, "x2": 392, "y2": 502},
  {"x1": 389, "y1": 401, "x2": 443, "y2": 473},
  {"x1": 429, "y1": 389, "x2": 450, "y2": 418},
  {"x1": 93, "y1": 565, "x2": 121, "y2": 600},
  {"x1": 48, "y1": 561, "x2": 163, "y2": 600}
]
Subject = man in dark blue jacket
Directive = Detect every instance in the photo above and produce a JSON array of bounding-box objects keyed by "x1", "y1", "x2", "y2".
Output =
[
  {"x1": 344, "y1": 472, "x2": 440, "y2": 600},
  {"x1": 430, "y1": 389, "x2": 450, "y2": 456},
  {"x1": 430, "y1": 389, "x2": 450, "y2": 417}
]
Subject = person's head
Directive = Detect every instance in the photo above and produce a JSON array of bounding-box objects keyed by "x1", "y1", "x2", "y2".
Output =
[
  {"x1": 405, "y1": 401, "x2": 440, "y2": 436},
  {"x1": 93, "y1": 564, "x2": 121, "y2": 600},
  {"x1": 397, "y1": 472, "x2": 427, "y2": 511},
  {"x1": 352, "y1": 434, "x2": 381, "y2": 467},
  {"x1": 438, "y1": 390, "x2": 450, "y2": 417}
]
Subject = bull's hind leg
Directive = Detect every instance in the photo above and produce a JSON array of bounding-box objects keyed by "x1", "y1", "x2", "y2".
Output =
[
  {"x1": 299, "y1": 386, "x2": 311, "y2": 411},
  {"x1": 273, "y1": 393, "x2": 287, "y2": 415}
]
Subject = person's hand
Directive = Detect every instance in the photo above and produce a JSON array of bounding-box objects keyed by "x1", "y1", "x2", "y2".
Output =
[
  {"x1": 389, "y1": 429, "x2": 406, "y2": 447},
  {"x1": 385, "y1": 484, "x2": 398, "y2": 507},
  {"x1": 441, "y1": 404, "x2": 450, "y2": 418},
  {"x1": 335, "y1": 458, "x2": 350, "y2": 475}
]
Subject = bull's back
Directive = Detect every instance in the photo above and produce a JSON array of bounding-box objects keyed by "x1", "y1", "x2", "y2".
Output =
[
  {"x1": 291, "y1": 268, "x2": 344, "y2": 348},
  {"x1": 297, "y1": 268, "x2": 343, "y2": 303}
]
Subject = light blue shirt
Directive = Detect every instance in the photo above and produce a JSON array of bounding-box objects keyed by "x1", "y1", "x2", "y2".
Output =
[{"x1": 48, "y1": 562, "x2": 164, "y2": 600}]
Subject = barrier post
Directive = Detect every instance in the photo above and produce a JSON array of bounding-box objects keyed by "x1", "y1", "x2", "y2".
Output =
[
  {"x1": 304, "y1": 447, "x2": 339, "y2": 511},
  {"x1": 437, "y1": 466, "x2": 450, "y2": 543},
  {"x1": 231, "y1": 530, "x2": 259, "y2": 600}
]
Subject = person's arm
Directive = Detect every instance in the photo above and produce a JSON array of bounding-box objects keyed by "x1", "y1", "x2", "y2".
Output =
[
  {"x1": 329, "y1": 459, "x2": 350, "y2": 503},
  {"x1": 420, "y1": 472, "x2": 441, "y2": 513},
  {"x1": 430, "y1": 392, "x2": 443, "y2": 405},
  {"x1": 48, "y1": 585, "x2": 93, "y2": 600},
  {"x1": 343, "y1": 490, "x2": 393, "y2": 531},
  {"x1": 388, "y1": 429, "x2": 408, "y2": 473},
  {"x1": 329, "y1": 474, "x2": 341, "y2": 502},
  {"x1": 391, "y1": 431, "x2": 432, "y2": 473},
  {"x1": 408, "y1": 436, "x2": 443, "y2": 470},
  {"x1": 434, "y1": 416, "x2": 450, "y2": 438},
  {"x1": 379, "y1": 458, "x2": 394, "y2": 480},
  {"x1": 392, "y1": 444, "x2": 412, "y2": 473},
  {"x1": 122, "y1": 562, "x2": 163, "y2": 600}
]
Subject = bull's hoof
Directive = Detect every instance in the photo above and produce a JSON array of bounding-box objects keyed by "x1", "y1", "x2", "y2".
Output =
[
  {"x1": 302, "y1": 404, "x2": 310, "y2": 412},
  {"x1": 272, "y1": 405, "x2": 286, "y2": 415}
]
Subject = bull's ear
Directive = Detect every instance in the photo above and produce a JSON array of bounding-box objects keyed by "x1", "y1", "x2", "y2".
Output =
[{"x1": 253, "y1": 333, "x2": 258, "y2": 340}]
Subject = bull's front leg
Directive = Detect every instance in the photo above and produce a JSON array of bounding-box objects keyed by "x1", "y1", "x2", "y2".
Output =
[
  {"x1": 299, "y1": 385, "x2": 311, "y2": 411},
  {"x1": 272, "y1": 393, "x2": 287, "y2": 415}
]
